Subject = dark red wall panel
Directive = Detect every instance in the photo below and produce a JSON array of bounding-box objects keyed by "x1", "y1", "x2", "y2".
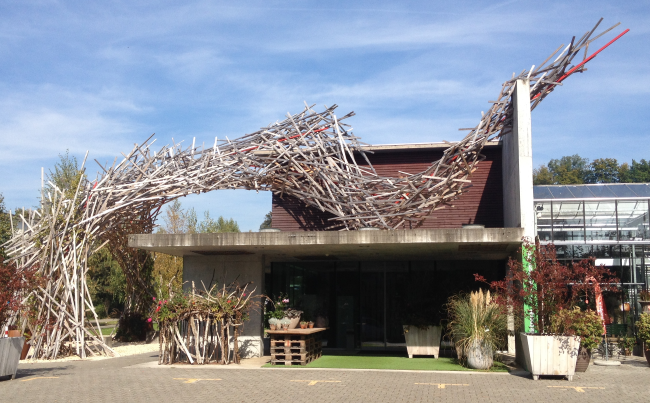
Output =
[{"x1": 272, "y1": 146, "x2": 503, "y2": 231}]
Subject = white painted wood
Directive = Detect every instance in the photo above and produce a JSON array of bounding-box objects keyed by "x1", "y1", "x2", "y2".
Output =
[
  {"x1": 520, "y1": 333, "x2": 580, "y2": 381},
  {"x1": 403, "y1": 326, "x2": 442, "y2": 358}
]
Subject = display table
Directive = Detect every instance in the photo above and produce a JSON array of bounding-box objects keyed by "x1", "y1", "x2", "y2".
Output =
[{"x1": 267, "y1": 328, "x2": 324, "y2": 366}]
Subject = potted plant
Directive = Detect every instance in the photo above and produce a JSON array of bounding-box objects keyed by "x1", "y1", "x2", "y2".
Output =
[
  {"x1": 308, "y1": 321, "x2": 314, "y2": 329},
  {"x1": 268, "y1": 318, "x2": 279, "y2": 331},
  {"x1": 265, "y1": 294, "x2": 303, "y2": 330},
  {"x1": 476, "y1": 239, "x2": 619, "y2": 381},
  {"x1": 280, "y1": 318, "x2": 291, "y2": 331},
  {"x1": 636, "y1": 313, "x2": 650, "y2": 366},
  {"x1": 1, "y1": 261, "x2": 39, "y2": 377},
  {"x1": 447, "y1": 289, "x2": 506, "y2": 369},
  {"x1": 639, "y1": 290, "x2": 650, "y2": 314},
  {"x1": 299, "y1": 321, "x2": 308, "y2": 329},
  {"x1": 619, "y1": 335, "x2": 635, "y2": 357},
  {"x1": 550, "y1": 307, "x2": 603, "y2": 372},
  {"x1": 402, "y1": 288, "x2": 443, "y2": 359}
]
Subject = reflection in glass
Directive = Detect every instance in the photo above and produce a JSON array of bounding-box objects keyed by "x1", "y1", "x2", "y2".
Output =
[
  {"x1": 584, "y1": 201, "x2": 617, "y2": 241},
  {"x1": 552, "y1": 201, "x2": 584, "y2": 241},
  {"x1": 617, "y1": 200, "x2": 649, "y2": 241}
]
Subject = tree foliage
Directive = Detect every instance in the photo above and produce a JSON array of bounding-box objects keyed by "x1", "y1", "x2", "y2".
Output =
[
  {"x1": 260, "y1": 211, "x2": 272, "y2": 229},
  {"x1": 534, "y1": 155, "x2": 650, "y2": 185},
  {"x1": 87, "y1": 246, "x2": 127, "y2": 318},
  {"x1": 152, "y1": 200, "x2": 241, "y2": 294},
  {"x1": 0, "y1": 193, "x2": 12, "y2": 259},
  {"x1": 476, "y1": 240, "x2": 619, "y2": 334}
]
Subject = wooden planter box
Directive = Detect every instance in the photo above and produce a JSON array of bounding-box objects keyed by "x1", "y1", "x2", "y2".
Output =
[
  {"x1": 520, "y1": 333, "x2": 580, "y2": 381},
  {"x1": 1, "y1": 337, "x2": 25, "y2": 380},
  {"x1": 403, "y1": 325, "x2": 441, "y2": 358}
]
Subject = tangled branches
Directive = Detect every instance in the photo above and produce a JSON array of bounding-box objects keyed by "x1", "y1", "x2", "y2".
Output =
[{"x1": 155, "y1": 281, "x2": 258, "y2": 365}]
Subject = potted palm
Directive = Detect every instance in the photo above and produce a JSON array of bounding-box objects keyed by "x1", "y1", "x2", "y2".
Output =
[
  {"x1": 447, "y1": 289, "x2": 506, "y2": 369},
  {"x1": 636, "y1": 313, "x2": 650, "y2": 366},
  {"x1": 550, "y1": 307, "x2": 603, "y2": 372},
  {"x1": 476, "y1": 239, "x2": 618, "y2": 381}
]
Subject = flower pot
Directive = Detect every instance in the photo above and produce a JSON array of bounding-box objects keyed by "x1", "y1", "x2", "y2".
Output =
[
  {"x1": 402, "y1": 325, "x2": 442, "y2": 358},
  {"x1": 300, "y1": 324, "x2": 307, "y2": 329},
  {"x1": 308, "y1": 323, "x2": 314, "y2": 329},
  {"x1": 574, "y1": 346, "x2": 591, "y2": 372},
  {"x1": 269, "y1": 324, "x2": 276, "y2": 331},
  {"x1": 282, "y1": 316, "x2": 301, "y2": 330},
  {"x1": 466, "y1": 339, "x2": 493, "y2": 370},
  {"x1": 0, "y1": 337, "x2": 25, "y2": 380},
  {"x1": 640, "y1": 301, "x2": 650, "y2": 314},
  {"x1": 520, "y1": 333, "x2": 580, "y2": 381}
]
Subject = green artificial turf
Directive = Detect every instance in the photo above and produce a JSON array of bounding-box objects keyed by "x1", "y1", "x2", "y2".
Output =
[
  {"x1": 264, "y1": 355, "x2": 508, "y2": 372},
  {"x1": 101, "y1": 327, "x2": 115, "y2": 336}
]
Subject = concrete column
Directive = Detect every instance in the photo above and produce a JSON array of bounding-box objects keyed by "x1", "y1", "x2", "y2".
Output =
[{"x1": 502, "y1": 79, "x2": 535, "y2": 354}]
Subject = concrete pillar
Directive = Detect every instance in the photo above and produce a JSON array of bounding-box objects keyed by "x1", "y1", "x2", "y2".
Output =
[{"x1": 502, "y1": 79, "x2": 535, "y2": 354}]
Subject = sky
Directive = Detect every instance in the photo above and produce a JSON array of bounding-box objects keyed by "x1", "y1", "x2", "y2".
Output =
[{"x1": 0, "y1": 0, "x2": 648, "y2": 231}]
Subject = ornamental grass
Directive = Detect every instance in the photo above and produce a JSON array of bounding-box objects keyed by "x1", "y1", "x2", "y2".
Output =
[{"x1": 446, "y1": 289, "x2": 507, "y2": 364}]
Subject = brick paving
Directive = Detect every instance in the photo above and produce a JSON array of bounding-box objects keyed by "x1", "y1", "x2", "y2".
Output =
[{"x1": 1, "y1": 353, "x2": 649, "y2": 402}]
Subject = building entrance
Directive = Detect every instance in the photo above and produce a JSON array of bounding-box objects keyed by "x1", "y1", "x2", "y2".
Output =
[{"x1": 266, "y1": 260, "x2": 505, "y2": 351}]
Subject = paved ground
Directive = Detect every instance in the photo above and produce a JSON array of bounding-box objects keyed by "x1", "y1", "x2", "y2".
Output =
[{"x1": 1, "y1": 353, "x2": 649, "y2": 402}]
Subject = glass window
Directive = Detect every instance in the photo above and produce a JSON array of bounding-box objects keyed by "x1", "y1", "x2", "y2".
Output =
[
  {"x1": 617, "y1": 200, "x2": 649, "y2": 241},
  {"x1": 552, "y1": 201, "x2": 584, "y2": 241},
  {"x1": 584, "y1": 201, "x2": 617, "y2": 241},
  {"x1": 535, "y1": 201, "x2": 552, "y2": 241}
]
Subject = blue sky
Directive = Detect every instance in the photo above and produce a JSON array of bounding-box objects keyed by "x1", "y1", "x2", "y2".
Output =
[{"x1": 1, "y1": 1, "x2": 648, "y2": 231}]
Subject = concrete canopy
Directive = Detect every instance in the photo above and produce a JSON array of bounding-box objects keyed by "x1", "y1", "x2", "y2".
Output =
[{"x1": 128, "y1": 228, "x2": 523, "y2": 261}]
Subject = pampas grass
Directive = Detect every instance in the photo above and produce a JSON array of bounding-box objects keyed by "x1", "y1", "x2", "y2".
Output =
[{"x1": 447, "y1": 289, "x2": 507, "y2": 362}]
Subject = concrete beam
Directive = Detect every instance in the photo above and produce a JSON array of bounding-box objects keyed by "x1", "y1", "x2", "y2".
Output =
[{"x1": 128, "y1": 228, "x2": 524, "y2": 261}]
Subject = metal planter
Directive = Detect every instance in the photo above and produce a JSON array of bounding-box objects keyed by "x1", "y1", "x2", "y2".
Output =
[{"x1": 0, "y1": 337, "x2": 25, "y2": 380}]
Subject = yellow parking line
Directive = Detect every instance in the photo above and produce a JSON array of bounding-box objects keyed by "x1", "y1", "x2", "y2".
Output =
[
  {"x1": 20, "y1": 376, "x2": 59, "y2": 382},
  {"x1": 291, "y1": 380, "x2": 341, "y2": 386},
  {"x1": 548, "y1": 386, "x2": 605, "y2": 393},
  {"x1": 173, "y1": 378, "x2": 222, "y2": 384},
  {"x1": 415, "y1": 383, "x2": 469, "y2": 389}
]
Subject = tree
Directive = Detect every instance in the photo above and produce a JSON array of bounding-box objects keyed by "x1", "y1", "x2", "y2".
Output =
[
  {"x1": 585, "y1": 158, "x2": 620, "y2": 183},
  {"x1": 199, "y1": 212, "x2": 240, "y2": 233},
  {"x1": 476, "y1": 240, "x2": 619, "y2": 334},
  {"x1": 87, "y1": 247, "x2": 127, "y2": 318},
  {"x1": 629, "y1": 159, "x2": 650, "y2": 183},
  {"x1": 260, "y1": 211, "x2": 272, "y2": 229},
  {"x1": 0, "y1": 193, "x2": 12, "y2": 259},
  {"x1": 533, "y1": 165, "x2": 554, "y2": 185},
  {"x1": 618, "y1": 163, "x2": 631, "y2": 183},
  {"x1": 45, "y1": 150, "x2": 86, "y2": 200},
  {"x1": 547, "y1": 155, "x2": 589, "y2": 185}
]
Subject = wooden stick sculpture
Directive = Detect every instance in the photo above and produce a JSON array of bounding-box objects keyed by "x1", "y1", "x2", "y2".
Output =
[{"x1": 2, "y1": 20, "x2": 627, "y2": 359}]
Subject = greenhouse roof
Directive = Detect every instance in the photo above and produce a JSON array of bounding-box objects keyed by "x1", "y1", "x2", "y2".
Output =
[{"x1": 534, "y1": 184, "x2": 650, "y2": 200}]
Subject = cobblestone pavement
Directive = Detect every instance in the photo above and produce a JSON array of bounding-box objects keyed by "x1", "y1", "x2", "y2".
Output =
[{"x1": 1, "y1": 353, "x2": 649, "y2": 402}]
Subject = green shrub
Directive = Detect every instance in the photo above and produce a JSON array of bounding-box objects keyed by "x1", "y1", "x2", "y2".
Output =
[
  {"x1": 550, "y1": 307, "x2": 603, "y2": 351},
  {"x1": 637, "y1": 313, "x2": 650, "y2": 351}
]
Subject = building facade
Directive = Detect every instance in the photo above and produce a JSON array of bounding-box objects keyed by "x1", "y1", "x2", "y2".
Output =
[
  {"x1": 128, "y1": 80, "x2": 535, "y2": 357},
  {"x1": 534, "y1": 183, "x2": 650, "y2": 326}
]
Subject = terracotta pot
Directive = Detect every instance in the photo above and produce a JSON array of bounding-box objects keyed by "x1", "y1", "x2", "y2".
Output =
[
  {"x1": 300, "y1": 324, "x2": 307, "y2": 329},
  {"x1": 7, "y1": 330, "x2": 22, "y2": 338},
  {"x1": 269, "y1": 324, "x2": 276, "y2": 331},
  {"x1": 574, "y1": 346, "x2": 591, "y2": 372},
  {"x1": 308, "y1": 323, "x2": 314, "y2": 329},
  {"x1": 20, "y1": 340, "x2": 30, "y2": 360}
]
